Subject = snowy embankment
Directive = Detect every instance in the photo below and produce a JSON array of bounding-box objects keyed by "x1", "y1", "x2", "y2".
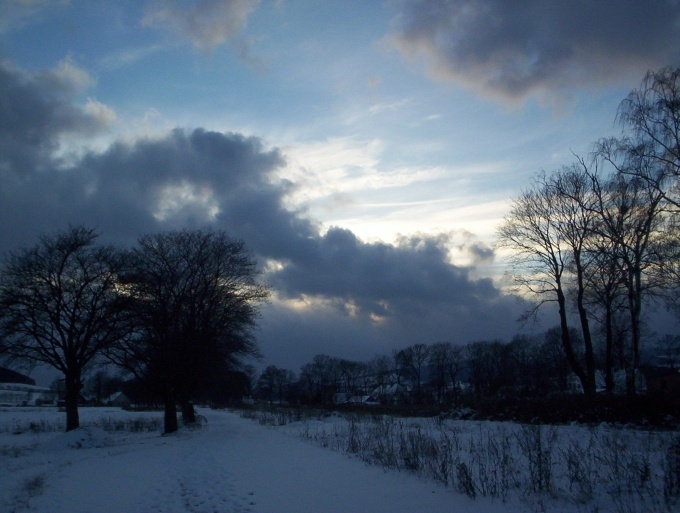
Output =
[
  {"x1": 243, "y1": 408, "x2": 680, "y2": 513},
  {"x1": 2, "y1": 407, "x2": 494, "y2": 513}
]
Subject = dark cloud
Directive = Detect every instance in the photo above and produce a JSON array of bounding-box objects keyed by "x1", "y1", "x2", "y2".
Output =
[
  {"x1": 263, "y1": 228, "x2": 526, "y2": 367},
  {"x1": 0, "y1": 60, "x2": 105, "y2": 177},
  {"x1": 0, "y1": 59, "x2": 529, "y2": 370},
  {"x1": 0, "y1": 125, "x2": 292, "y2": 250},
  {"x1": 391, "y1": 0, "x2": 680, "y2": 102},
  {"x1": 467, "y1": 241, "x2": 495, "y2": 264},
  {"x1": 258, "y1": 277, "x2": 526, "y2": 371},
  {"x1": 272, "y1": 229, "x2": 499, "y2": 314}
]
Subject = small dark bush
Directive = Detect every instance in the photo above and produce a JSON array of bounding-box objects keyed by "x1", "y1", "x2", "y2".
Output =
[
  {"x1": 664, "y1": 435, "x2": 680, "y2": 504},
  {"x1": 456, "y1": 462, "x2": 476, "y2": 499}
]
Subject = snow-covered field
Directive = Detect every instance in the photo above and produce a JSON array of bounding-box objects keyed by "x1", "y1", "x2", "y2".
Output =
[
  {"x1": 248, "y1": 409, "x2": 680, "y2": 513},
  {"x1": 0, "y1": 406, "x2": 677, "y2": 513}
]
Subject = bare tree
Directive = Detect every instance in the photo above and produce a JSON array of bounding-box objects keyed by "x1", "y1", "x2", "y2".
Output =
[
  {"x1": 596, "y1": 66, "x2": 680, "y2": 346},
  {"x1": 586, "y1": 169, "x2": 667, "y2": 395},
  {"x1": 656, "y1": 334, "x2": 680, "y2": 370},
  {"x1": 539, "y1": 326, "x2": 574, "y2": 392},
  {"x1": 0, "y1": 226, "x2": 128, "y2": 431},
  {"x1": 257, "y1": 365, "x2": 294, "y2": 404},
  {"x1": 428, "y1": 341, "x2": 463, "y2": 404},
  {"x1": 551, "y1": 164, "x2": 601, "y2": 393},
  {"x1": 395, "y1": 343, "x2": 430, "y2": 399},
  {"x1": 301, "y1": 354, "x2": 341, "y2": 405},
  {"x1": 614, "y1": 67, "x2": 680, "y2": 210},
  {"x1": 338, "y1": 359, "x2": 364, "y2": 395},
  {"x1": 110, "y1": 229, "x2": 269, "y2": 433},
  {"x1": 392, "y1": 349, "x2": 407, "y2": 386},
  {"x1": 84, "y1": 369, "x2": 122, "y2": 405},
  {"x1": 298, "y1": 361, "x2": 318, "y2": 402},
  {"x1": 497, "y1": 168, "x2": 597, "y2": 394},
  {"x1": 580, "y1": 223, "x2": 628, "y2": 394},
  {"x1": 662, "y1": 242, "x2": 680, "y2": 316},
  {"x1": 465, "y1": 340, "x2": 509, "y2": 398},
  {"x1": 507, "y1": 334, "x2": 539, "y2": 395},
  {"x1": 368, "y1": 354, "x2": 392, "y2": 402}
]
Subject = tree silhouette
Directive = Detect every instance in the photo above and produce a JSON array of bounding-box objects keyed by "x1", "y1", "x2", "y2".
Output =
[
  {"x1": 111, "y1": 229, "x2": 269, "y2": 433},
  {"x1": 497, "y1": 169, "x2": 598, "y2": 394},
  {"x1": 0, "y1": 226, "x2": 128, "y2": 431}
]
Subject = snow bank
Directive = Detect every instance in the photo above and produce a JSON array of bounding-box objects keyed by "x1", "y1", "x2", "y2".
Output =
[{"x1": 40, "y1": 426, "x2": 112, "y2": 450}]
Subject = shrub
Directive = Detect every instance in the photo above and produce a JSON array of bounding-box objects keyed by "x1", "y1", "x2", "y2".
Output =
[
  {"x1": 456, "y1": 462, "x2": 476, "y2": 498},
  {"x1": 664, "y1": 434, "x2": 680, "y2": 505}
]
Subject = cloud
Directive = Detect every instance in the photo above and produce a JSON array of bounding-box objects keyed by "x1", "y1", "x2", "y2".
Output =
[
  {"x1": 84, "y1": 98, "x2": 117, "y2": 125},
  {"x1": 269, "y1": 228, "x2": 518, "y2": 329},
  {"x1": 0, "y1": 59, "x2": 110, "y2": 177},
  {"x1": 390, "y1": 0, "x2": 680, "y2": 103},
  {"x1": 99, "y1": 45, "x2": 165, "y2": 71},
  {"x1": 143, "y1": 0, "x2": 260, "y2": 50},
  {"x1": 281, "y1": 136, "x2": 448, "y2": 215},
  {"x1": 0, "y1": 60, "x2": 287, "y2": 246},
  {"x1": 0, "y1": 58, "x2": 529, "y2": 368},
  {"x1": 467, "y1": 241, "x2": 495, "y2": 265}
]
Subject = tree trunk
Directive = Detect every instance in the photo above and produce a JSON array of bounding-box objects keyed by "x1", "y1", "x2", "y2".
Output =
[
  {"x1": 163, "y1": 394, "x2": 178, "y2": 434},
  {"x1": 604, "y1": 307, "x2": 615, "y2": 394},
  {"x1": 577, "y1": 312, "x2": 597, "y2": 394},
  {"x1": 64, "y1": 372, "x2": 82, "y2": 432},
  {"x1": 625, "y1": 268, "x2": 642, "y2": 397},
  {"x1": 575, "y1": 259, "x2": 597, "y2": 394},
  {"x1": 557, "y1": 288, "x2": 593, "y2": 395},
  {"x1": 181, "y1": 400, "x2": 196, "y2": 424}
]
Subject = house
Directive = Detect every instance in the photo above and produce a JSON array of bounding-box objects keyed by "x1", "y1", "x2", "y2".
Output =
[
  {"x1": 105, "y1": 391, "x2": 132, "y2": 409},
  {"x1": 371, "y1": 383, "x2": 409, "y2": 405},
  {"x1": 333, "y1": 392, "x2": 350, "y2": 405},
  {"x1": 0, "y1": 367, "x2": 56, "y2": 406},
  {"x1": 640, "y1": 366, "x2": 680, "y2": 396},
  {"x1": 349, "y1": 395, "x2": 380, "y2": 406},
  {"x1": 333, "y1": 392, "x2": 380, "y2": 406},
  {"x1": 612, "y1": 369, "x2": 647, "y2": 395},
  {"x1": 565, "y1": 371, "x2": 609, "y2": 394},
  {"x1": 0, "y1": 367, "x2": 35, "y2": 386}
]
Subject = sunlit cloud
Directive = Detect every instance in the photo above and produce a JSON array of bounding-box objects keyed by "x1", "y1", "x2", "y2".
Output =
[
  {"x1": 368, "y1": 99, "x2": 409, "y2": 116},
  {"x1": 44, "y1": 56, "x2": 95, "y2": 92},
  {"x1": 153, "y1": 181, "x2": 220, "y2": 222},
  {"x1": 84, "y1": 98, "x2": 117, "y2": 126},
  {"x1": 280, "y1": 137, "x2": 448, "y2": 208},
  {"x1": 143, "y1": 0, "x2": 260, "y2": 50}
]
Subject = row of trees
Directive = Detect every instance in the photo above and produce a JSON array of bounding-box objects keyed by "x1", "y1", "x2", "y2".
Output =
[
  {"x1": 0, "y1": 227, "x2": 269, "y2": 432},
  {"x1": 256, "y1": 330, "x2": 572, "y2": 407},
  {"x1": 498, "y1": 67, "x2": 680, "y2": 396},
  {"x1": 258, "y1": 327, "x2": 679, "y2": 408}
]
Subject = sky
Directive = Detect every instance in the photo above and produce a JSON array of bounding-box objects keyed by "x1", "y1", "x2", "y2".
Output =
[{"x1": 1, "y1": 0, "x2": 679, "y2": 376}]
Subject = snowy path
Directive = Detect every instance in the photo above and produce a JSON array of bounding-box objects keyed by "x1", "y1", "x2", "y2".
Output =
[{"x1": 4, "y1": 409, "x2": 498, "y2": 513}]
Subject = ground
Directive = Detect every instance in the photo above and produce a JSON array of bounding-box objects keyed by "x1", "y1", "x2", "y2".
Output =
[{"x1": 1, "y1": 407, "x2": 497, "y2": 513}]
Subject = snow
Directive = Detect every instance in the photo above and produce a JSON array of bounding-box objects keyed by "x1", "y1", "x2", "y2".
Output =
[
  {"x1": 0, "y1": 406, "x2": 676, "y2": 513},
  {"x1": 40, "y1": 426, "x2": 112, "y2": 451},
  {"x1": 1, "y1": 407, "x2": 498, "y2": 513}
]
